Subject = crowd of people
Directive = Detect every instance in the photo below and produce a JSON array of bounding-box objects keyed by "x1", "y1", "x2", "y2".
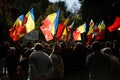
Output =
[{"x1": 0, "y1": 40, "x2": 120, "y2": 80}]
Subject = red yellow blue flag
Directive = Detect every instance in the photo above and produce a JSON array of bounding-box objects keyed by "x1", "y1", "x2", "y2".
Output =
[
  {"x1": 96, "y1": 20, "x2": 106, "y2": 40},
  {"x1": 40, "y1": 9, "x2": 60, "y2": 41},
  {"x1": 86, "y1": 19, "x2": 95, "y2": 44},
  {"x1": 55, "y1": 14, "x2": 72, "y2": 41},
  {"x1": 23, "y1": 8, "x2": 35, "y2": 33},
  {"x1": 9, "y1": 14, "x2": 24, "y2": 42},
  {"x1": 73, "y1": 23, "x2": 86, "y2": 41}
]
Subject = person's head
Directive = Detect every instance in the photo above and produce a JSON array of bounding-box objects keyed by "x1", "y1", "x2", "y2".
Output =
[
  {"x1": 23, "y1": 49, "x2": 33, "y2": 58},
  {"x1": 34, "y1": 43, "x2": 43, "y2": 51},
  {"x1": 105, "y1": 41, "x2": 113, "y2": 48},
  {"x1": 9, "y1": 47, "x2": 16, "y2": 54},
  {"x1": 73, "y1": 42, "x2": 81, "y2": 51},
  {"x1": 102, "y1": 47, "x2": 112, "y2": 56},
  {"x1": 113, "y1": 40, "x2": 119, "y2": 48},
  {"x1": 91, "y1": 41, "x2": 101, "y2": 51},
  {"x1": 53, "y1": 44, "x2": 61, "y2": 55}
]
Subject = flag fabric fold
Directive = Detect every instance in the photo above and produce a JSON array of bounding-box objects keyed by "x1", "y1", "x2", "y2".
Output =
[
  {"x1": 55, "y1": 23, "x2": 65, "y2": 41},
  {"x1": 56, "y1": 14, "x2": 72, "y2": 41},
  {"x1": 96, "y1": 21, "x2": 106, "y2": 40},
  {"x1": 40, "y1": 18, "x2": 54, "y2": 41},
  {"x1": 53, "y1": 9, "x2": 60, "y2": 35},
  {"x1": 67, "y1": 20, "x2": 76, "y2": 40},
  {"x1": 107, "y1": 16, "x2": 120, "y2": 32},
  {"x1": 9, "y1": 8, "x2": 35, "y2": 42},
  {"x1": 92, "y1": 23, "x2": 99, "y2": 39},
  {"x1": 23, "y1": 8, "x2": 35, "y2": 33},
  {"x1": 86, "y1": 19, "x2": 95, "y2": 44},
  {"x1": 9, "y1": 15, "x2": 24, "y2": 42},
  {"x1": 73, "y1": 22, "x2": 86, "y2": 41},
  {"x1": 40, "y1": 9, "x2": 60, "y2": 41}
]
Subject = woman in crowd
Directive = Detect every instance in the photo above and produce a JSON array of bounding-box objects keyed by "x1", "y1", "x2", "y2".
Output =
[{"x1": 49, "y1": 44, "x2": 64, "y2": 80}]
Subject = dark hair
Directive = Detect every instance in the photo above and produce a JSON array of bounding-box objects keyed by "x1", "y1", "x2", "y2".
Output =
[
  {"x1": 34, "y1": 43, "x2": 43, "y2": 51},
  {"x1": 23, "y1": 49, "x2": 33, "y2": 58},
  {"x1": 105, "y1": 41, "x2": 112, "y2": 48},
  {"x1": 91, "y1": 41, "x2": 101, "y2": 51}
]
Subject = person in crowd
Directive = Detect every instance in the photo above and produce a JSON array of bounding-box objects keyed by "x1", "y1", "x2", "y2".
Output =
[
  {"x1": 19, "y1": 47, "x2": 29, "y2": 63},
  {"x1": 101, "y1": 47, "x2": 120, "y2": 64},
  {"x1": 60, "y1": 42, "x2": 73, "y2": 79},
  {"x1": 0, "y1": 43, "x2": 4, "y2": 78},
  {"x1": 86, "y1": 41, "x2": 112, "y2": 80},
  {"x1": 49, "y1": 44, "x2": 64, "y2": 80},
  {"x1": 104, "y1": 41, "x2": 113, "y2": 49},
  {"x1": 71, "y1": 42, "x2": 89, "y2": 80},
  {"x1": 43, "y1": 43, "x2": 53, "y2": 55},
  {"x1": 17, "y1": 48, "x2": 33, "y2": 80},
  {"x1": 6, "y1": 47, "x2": 19, "y2": 80},
  {"x1": 3, "y1": 41, "x2": 11, "y2": 77},
  {"x1": 101, "y1": 47, "x2": 120, "y2": 80},
  {"x1": 112, "y1": 40, "x2": 120, "y2": 60},
  {"x1": 28, "y1": 42, "x2": 53, "y2": 80},
  {"x1": 104, "y1": 40, "x2": 120, "y2": 60}
]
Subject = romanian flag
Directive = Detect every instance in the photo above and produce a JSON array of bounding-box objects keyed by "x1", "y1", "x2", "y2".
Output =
[
  {"x1": 52, "y1": 9, "x2": 60, "y2": 35},
  {"x1": 67, "y1": 20, "x2": 75, "y2": 40},
  {"x1": 92, "y1": 23, "x2": 99, "y2": 39},
  {"x1": 9, "y1": 15, "x2": 24, "y2": 42},
  {"x1": 61, "y1": 15, "x2": 72, "y2": 38},
  {"x1": 94, "y1": 23, "x2": 99, "y2": 33},
  {"x1": 60, "y1": 26, "x2": 67, "y2": 41},
  {"x1": 107, "y1": 16, "x2": 120, "y2": 32},
  {"x1": 40, "y1": 18, "x2": 54, "y2": 41},
  {"x1": 73, "y1": 23, "x2": 86, "y2": 41},
  {"x1": 40, "y1": 9, "x2": 60, "y2": 41},
  {"x1": 23, "y1": 8, "x2": 35, "y2": 33},
  {"x1": 56, "y1": 14, "x2": 72, "y2": 41},
  {"x1": 96, "y1": 21, "x2": 106, "y2": 40},
  {"x1": 55, "y1": 22, "x2": 65, "y2": 41},
  {"x1": 86, "y1": 19, "x2": 95, "y2": 44}
]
